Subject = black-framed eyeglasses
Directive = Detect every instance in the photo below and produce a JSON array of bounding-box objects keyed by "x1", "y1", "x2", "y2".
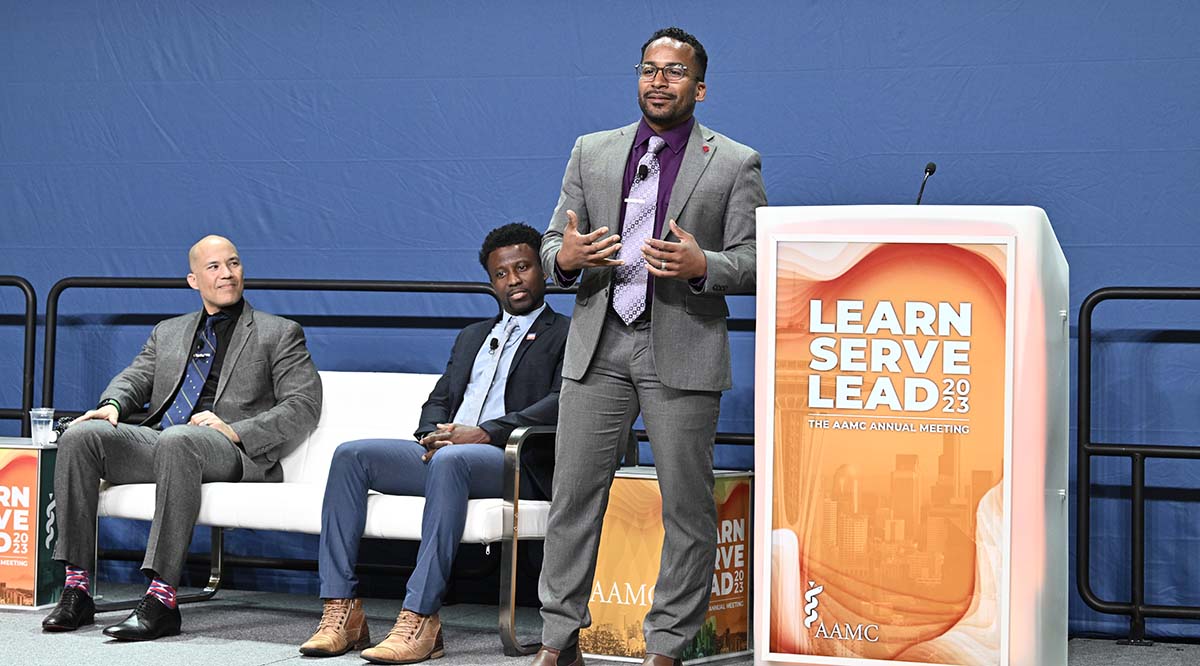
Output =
[{"x1": 636, "y1": 63, "x2": 688, "y2": 82}]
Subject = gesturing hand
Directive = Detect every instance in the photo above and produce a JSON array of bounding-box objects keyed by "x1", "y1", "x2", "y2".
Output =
[
  {"x1": 643, "y1": 220, "x2": 707, "y2": 280},
  {"x1": 555, "y1": 210, "x2": 624, "y2": 272}
]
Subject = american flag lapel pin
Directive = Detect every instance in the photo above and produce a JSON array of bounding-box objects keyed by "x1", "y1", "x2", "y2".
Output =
[{"x1": 526, "y1": 333, "x2": 536, "y2": 341}]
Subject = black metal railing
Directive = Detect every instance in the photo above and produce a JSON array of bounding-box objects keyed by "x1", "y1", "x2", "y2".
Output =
[
  {"x1": 1076, "y1": 286, "x2": 1200, "y2": 644},
  {"x1": 0, "y1": 276, "x2": 37, "y2": 437},
  {"x1": 43, "y1": 275, "x2": 755, "y2": 610},
  {"x1": 43, "y1": 276, "x2": 755, "y2": 445},
  {"x1": 43, "y1": 276, "x2": 512, "y2": 407}
]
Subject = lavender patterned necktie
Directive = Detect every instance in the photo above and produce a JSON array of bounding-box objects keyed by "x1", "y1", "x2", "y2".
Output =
[{"x1": 612, "y1": 135, "x2": 666, "y2": 324}]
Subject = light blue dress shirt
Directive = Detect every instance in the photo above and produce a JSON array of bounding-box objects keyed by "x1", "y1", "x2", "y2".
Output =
[{"x1": 452, "y1": 304, "x2": 547, "y2": 426}]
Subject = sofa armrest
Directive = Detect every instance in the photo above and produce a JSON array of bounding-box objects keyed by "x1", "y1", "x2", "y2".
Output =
[
  {"x1": 502, "y1": 424, "x2": 556, "y2": 509},
  {"x1": 500, "y1": 424, "x2": 555, "y2": 656}
]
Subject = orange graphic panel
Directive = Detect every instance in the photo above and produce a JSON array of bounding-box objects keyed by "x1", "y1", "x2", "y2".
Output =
[
  {"x1": 583, "y1": 474, "x2": 752, "y2": 659},
  {"x1": 771, "y1": 242, "x2": 1007, "y2": 664},
  {"x1": 0, "y1": 450, "x2": 40, "y2": 602}
]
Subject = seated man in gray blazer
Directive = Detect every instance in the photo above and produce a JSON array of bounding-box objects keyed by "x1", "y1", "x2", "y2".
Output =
[
  {"x1": 299, "y1": 223, "x2": 568, "y2": 663},
  {"x1": 41, "y1": 234, "x2": 323, "y2": 642}
]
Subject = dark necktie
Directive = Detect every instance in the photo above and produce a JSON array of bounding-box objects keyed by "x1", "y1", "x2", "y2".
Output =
[{"x1": 159, "y1": 313, "x2": 228, "y2": 428}]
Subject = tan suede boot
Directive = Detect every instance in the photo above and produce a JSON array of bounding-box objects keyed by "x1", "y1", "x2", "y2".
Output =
[
  {"x1": 299, "y1": 598, "x2": 371, "y2": 657},
  {"x1": 361, "y1": 609, "x2": 444, "y2": 664}
]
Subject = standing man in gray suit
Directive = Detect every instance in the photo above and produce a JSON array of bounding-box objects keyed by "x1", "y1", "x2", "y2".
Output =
[
  {"x1": 535, "y1": 27, "x2": 766, "y2": 666},
  {"x1": 41, "y1": 235, "x2": 322, "y2": 642}
]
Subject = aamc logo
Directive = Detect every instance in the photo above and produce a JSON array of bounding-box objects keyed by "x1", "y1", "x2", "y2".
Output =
[
  {"x1": 44, "y1": 493, "x2": 57, "y2": 550},
  {"x1": 804, "y1": 580, "x2": 880, "y2": 643}
]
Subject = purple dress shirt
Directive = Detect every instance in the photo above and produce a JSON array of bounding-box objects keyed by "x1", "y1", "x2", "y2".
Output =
[
  {"x1": 620, "y1": 117, "x2": 694, "y2": 245},
  {"x1": 620, "y1": 117, "x2": 698, "y2": 314}
]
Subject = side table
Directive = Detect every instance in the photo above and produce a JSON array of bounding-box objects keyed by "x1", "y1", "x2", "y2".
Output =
[{"x1": 0, "y1": 436, "x2": 62, "y2": 609}]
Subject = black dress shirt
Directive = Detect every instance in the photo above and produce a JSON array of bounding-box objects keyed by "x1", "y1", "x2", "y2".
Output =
[{"x1": 194, "y1": 299, "x2": 245, "y2": 413}]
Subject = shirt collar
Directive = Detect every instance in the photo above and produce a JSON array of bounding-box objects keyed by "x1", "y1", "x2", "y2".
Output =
[
  {"x1": 634, "y1": 116, "x2": 695, "y2": 155},
  {"x1": 202, "y1": 298, "x2": 245, "y2": 323},
  {"x1": 502, "y1": 303, "x2": 547, "y2": 334}
]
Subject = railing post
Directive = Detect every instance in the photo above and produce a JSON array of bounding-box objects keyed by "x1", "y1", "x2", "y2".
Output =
[
  {"x1": 0, "y1": 276, "x2": 37, "y2": 436},
  {"x1": 1117, "y1": 453, "x2": 1153, "y2": 645},
  {"x1": 1076, "y1": 286, "x2": 1200, "y2": 644}
]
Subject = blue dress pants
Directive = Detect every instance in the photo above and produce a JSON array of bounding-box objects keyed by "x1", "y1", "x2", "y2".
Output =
[{"x1": 318, "y1": 438, "x2": 504, "y2": 614}]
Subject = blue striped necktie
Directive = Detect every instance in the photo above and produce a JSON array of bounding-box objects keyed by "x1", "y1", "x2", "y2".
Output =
[{"x1": 159, "y1": 313, "x2": 228, "y2": 428}]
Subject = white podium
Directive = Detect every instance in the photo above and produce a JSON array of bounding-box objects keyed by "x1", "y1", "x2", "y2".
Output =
[{"x1": 753, "y1": 206, "x2": 1068, "y2": 666}]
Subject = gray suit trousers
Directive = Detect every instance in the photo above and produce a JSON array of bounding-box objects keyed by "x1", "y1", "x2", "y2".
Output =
[
  {"x1": 52, "y1": 421, "x2": 243, "y2": 587},
  {"x1": 539, "y1": 314, "x2": 720, "y2": 658}
]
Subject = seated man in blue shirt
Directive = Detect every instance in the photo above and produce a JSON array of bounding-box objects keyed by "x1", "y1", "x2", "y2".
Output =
[{"x1": 300, "y1": 223, "x2": 569, "y2": 663}]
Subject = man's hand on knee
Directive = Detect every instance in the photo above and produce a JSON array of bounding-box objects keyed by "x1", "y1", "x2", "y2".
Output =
[
  {"x1": 70, "y1": 405, "x2": 119, "y2": 427},
  {"x1": 418, "y1": 423, "x2": 490, "y2": 461},
  {"x1": 188, "y1": 410, "x2": 239, "y2": 443}
]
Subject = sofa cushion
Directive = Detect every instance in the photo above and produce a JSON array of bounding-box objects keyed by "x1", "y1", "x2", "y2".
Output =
[
  {"x1": 98, "y1": 482, "x2": 550, "y2": 541},
  {"x1": 97, "y1": 370, "x2": 550, "y2": 543},
  {"x1": 281, "y1": 371, "x2": 443, "y2": 486}
]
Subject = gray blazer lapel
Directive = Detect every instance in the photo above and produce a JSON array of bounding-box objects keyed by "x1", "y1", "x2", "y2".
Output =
[
  {"x1": 509, "y1": 307, "x2": 554, "y2": 373},
  {"x1": 215, "y1": 303, "x2": 255, "y2": 403},
  {"x1": 154, "y1": 310, "x2": 202, "y2": 406},
  {"x1": 663, "y1": 122, "x2": 716, "y2": 237},
  {"x1": 597, "y1": 122, "x2": 639, "y2": 231}
]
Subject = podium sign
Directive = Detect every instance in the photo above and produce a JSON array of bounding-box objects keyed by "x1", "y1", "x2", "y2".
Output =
[
  {"x1": 581, "y1": 468, "x2": 752, "y2": 662},
  {"x1": 754, "y1": 207, "x2": 1068, "y2": 666},
  {"x1": 0, "y1": 438, "x2": 62, "y2": 608}
]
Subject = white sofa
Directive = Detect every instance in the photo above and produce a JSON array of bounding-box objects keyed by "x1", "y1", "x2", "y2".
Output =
[{"x1": 96, "y1": 370, "x2": 551, "y2": 655}]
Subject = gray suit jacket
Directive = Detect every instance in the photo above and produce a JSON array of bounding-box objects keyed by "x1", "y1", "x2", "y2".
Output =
[
  {"x1": 542, "y1": 120, "x2": 766, "y2": 391},
  {"x1": 99, "y1": 301, "x2": 323, "y2": 482}
]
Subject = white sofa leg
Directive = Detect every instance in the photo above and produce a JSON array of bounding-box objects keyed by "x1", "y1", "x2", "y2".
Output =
[
  {"x1": 499, "y1": 426, "x2": 548, "y2": 656},
  {"x1": 185, "y1": 526, "x2": 225, "y2": 603},
  {"x1": 94, "y1": 526, "x2": 225, "y2": 612}
]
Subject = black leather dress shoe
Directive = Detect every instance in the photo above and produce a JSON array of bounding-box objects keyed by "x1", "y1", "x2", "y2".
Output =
[
  {"x1": 102, "y1": 594, "x2": 182, "y2": 641},
  {"x1": 42, "y1": 587, "x2": 96, "y2": 632},
  {"x1": 531, "y1": 643, "x2": 584, "y2": 666}
]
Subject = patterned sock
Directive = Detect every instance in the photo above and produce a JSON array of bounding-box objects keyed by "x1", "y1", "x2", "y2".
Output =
[
  {"x1": 64, "y1": 565, "x2": 90, "y2": 594},
  {"x1": 148, "y1": 578, "x2": 177, "y2": 609}
]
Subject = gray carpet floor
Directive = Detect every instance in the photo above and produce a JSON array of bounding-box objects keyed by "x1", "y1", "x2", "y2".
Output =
[{"x1": 0, "y1": 584, "x2": 1195, "y2": 665}]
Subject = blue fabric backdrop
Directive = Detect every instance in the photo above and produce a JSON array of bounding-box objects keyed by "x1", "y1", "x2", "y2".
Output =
[{"x1": 2, "y1": 0, "x2": 1199, "y2": 638}]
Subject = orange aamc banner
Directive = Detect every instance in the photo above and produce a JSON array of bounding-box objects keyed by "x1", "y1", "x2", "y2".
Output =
[
  {"x1": 0, "y1": 445, "x2": 61, "y2": 608},
  {"x1": 770, "y1": 240, "x2": 1010, "y2": 664},
  {"x1": 582, "y1": 470, "x2": 752, "y2": 661}
]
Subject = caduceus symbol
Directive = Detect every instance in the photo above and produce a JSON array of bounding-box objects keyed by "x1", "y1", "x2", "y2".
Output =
[
  {"x1": 804, "y1": 580, "x2": 824, "y2": 629},
  {"x1": 44, "y1": 494, "x2": 57, "y2": 550}
]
